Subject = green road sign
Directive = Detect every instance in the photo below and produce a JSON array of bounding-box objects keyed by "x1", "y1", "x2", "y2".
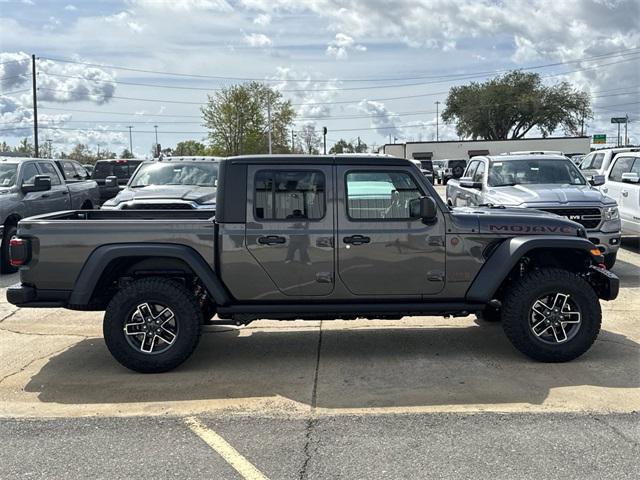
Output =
[
  {"x1": 593, "y1": 134, "x2": 607, "y2": 144},
  {"x1": 611, "y1": 117, "x2": 627, "y2": 124}
]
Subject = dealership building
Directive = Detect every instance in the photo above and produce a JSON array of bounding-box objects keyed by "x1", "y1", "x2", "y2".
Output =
[{"x1": 377, "y1": 136, "x2": 591, "y2": 160}]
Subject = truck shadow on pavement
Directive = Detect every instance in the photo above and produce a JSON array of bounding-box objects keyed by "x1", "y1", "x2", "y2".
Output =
[{"x1": 24, "y1": 323, "x2": 640, "y2": 409}]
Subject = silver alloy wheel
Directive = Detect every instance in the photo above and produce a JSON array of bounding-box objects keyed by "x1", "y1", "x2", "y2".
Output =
[
  {"x1": 529, "y1": 293, "x2": 581, "y2": 344},
  {"x1": 123, "y1": 303, "x2": 178, "y2": 354}
]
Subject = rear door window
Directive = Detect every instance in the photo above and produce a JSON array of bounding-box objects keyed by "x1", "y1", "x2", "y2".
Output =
[
  {"x1": 38, "y1": 162, "x2": 62, "y2": 185},
  {"x1": 254, "y1": 170, "x2": 325, "y2": 221},
  {"x1": 60, "y1": 161, "x2": 77, "y2": 180}
]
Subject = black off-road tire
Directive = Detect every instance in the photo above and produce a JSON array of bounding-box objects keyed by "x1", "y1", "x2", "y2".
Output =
[
  {"x1": 1, "y1": 224, "x2": 18, "y2": 274},
  {"x1": 476, "y1": 307, "x2": 502, "y2": 322},
  {"x1": 604, "y1": 252, "x2": 617, "y2": 270},
  {"x1": 501, "y1": 268, "x2": 601, "y2": 362},
  {"x1": 103, "y1": 277, "x2": 203, "y2": 373}
]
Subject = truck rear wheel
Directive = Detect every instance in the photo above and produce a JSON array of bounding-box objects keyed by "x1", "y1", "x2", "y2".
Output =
[
  {"x1": 103, "y1": 278, "x2": 203, "y2": 373},
  {"x1": 501, "y1": 268, "x2": 601, "y2": 362}
]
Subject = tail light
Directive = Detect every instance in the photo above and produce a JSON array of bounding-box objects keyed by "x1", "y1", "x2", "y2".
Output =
[{"x1": 9, "y1": 237, "x2": 30, "y2": 267}]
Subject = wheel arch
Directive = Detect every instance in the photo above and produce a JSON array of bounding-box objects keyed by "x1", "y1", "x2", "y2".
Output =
[
  {"x1": 68, "y1": 243, "x2": 232, "y2": 308},
  {"x1": 466, "y1": 235, "x2": 596, "y2": 303}
]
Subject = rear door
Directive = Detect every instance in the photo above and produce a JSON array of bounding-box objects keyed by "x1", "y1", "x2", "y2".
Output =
[
  {"x1": 245, "y1": 164, "x2": 335, "y2": 297},
  {"x1": 37, "y1": 161, "x2": 71, "y2": 211},
  {"x1": 606, "y1": 156, "x2": 640, "y2": 234},
  {"x1": 336, "y1": 166, "x2": 446, "y2": 297}
]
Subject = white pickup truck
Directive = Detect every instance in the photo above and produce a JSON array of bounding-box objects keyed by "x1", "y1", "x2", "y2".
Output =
[{"x1": 601, "y1": 151, "x2": 640, "y2": 236}]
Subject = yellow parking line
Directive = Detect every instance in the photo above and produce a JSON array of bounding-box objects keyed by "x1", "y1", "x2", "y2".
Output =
[{"x1": 184, "y1": 416, "x2": 270, "y2": 480}]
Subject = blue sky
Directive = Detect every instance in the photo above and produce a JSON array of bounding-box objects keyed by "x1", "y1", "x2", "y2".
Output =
[{"x1": 1, "y1": 0, "x2": 639, "y2": 157}]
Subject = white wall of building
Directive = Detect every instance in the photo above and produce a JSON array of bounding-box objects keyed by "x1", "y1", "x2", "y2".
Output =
[{"x1": 379, "y1": 137, "x2": 591, "y2": 160}]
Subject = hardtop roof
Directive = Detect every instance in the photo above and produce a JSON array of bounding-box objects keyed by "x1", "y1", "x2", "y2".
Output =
[{"x1": 223, "y1": 154, "x2": 412, "y2": 166}]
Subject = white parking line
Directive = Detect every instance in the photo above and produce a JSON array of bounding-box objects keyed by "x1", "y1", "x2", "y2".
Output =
[{"x1": 184, "y1": 416, "x2": 270, "y2": 480}]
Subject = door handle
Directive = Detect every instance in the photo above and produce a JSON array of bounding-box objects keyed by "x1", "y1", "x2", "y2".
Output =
[
  {"x1": 257, "y1": 235, "x2": 286, "y2": 245},
  {"x1": 622, "y1": 191, "x2": 629, "y2": 197},
  {"x1": 343, "y1": 235, "x2": 371, "y2": 245}
]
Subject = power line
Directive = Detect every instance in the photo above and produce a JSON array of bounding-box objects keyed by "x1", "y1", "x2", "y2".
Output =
[
  {"x1": 38, "y1": 46, "x2": 640, "y2": 84},
  {"x1": 0, "y1": 88, "x2": 30, "y2": 96},
  {"x1": 32, "y1": 56, "x2": 640, "y2": 108},
  {"x1": 36, "y1": 51, "x2": 640, "y2": 94}
]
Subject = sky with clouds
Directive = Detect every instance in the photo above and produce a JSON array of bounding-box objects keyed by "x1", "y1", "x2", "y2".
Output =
[{"x1": 0, "y1": 0, "x2": 638, "y2": 157}]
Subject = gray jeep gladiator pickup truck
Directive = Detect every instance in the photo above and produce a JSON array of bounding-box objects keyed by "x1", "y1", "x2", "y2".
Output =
[{"x1": 7, "y1": 155, "x2": 619, "y2": 373}]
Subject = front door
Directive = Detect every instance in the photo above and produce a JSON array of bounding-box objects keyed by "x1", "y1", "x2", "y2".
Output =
[
  {"x1": 245, "y1": 165, "x2": 335, "y2": 297},
  {"x1": 336, "y1": 166, "x2": 446, "y2": 297}
]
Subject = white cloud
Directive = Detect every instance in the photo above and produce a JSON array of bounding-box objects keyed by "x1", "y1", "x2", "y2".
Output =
[
  {"x1": 253, "y1": 13, "x2": 271, "y2": 26},
  {"x1": 326, "y1": 33, "x2": 366, "y2": 60},
  {"x1": 357, "y1": 100, "x2": 402, "y2": 138},
  {"x1": 243, "y1": 32, "x2": 272, "y2": 48},
  {"x1": 130, "y1": 0, "x2": 233, "y2": 12},
  {"x1": 104, "y1": 11, "x2": 144, "y2": 33},
  {"x1": 270, "y1": 67, "x2": 340, "y2": 119},
  {"x1": 64, "y1": 4, "x2": 77, "y2": 11}
]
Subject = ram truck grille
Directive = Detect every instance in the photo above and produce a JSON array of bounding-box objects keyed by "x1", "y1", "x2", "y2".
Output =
[{"x1": 538, "y1": 207, "x2": 602, "y2": 230}]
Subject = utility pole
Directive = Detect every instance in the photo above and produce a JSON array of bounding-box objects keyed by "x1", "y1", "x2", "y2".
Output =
[
  {"x1": 291, "y1": 129, "x2": 296, "y2": 153},
  {"x1": 357, "y1": 136, "x2": 361, "y2": 152},
  {"x1": 267, "y1": 94, "x2": 272, "y2": 154},
  {"x1": 617, "y1": 122, "x2": 621, "y2": 147},
  {"x1": 435, "y1": 101, "x2": 440, "y2": 142},
  {"x1": 624, "y1": 114, "x2": 628, "y2": 146},
  {"x1": 154, "y1": 125, "x2": 158, "y2": 146},
  {"x1": 46, "y1": 139, "x2": 52, "y2": 158},
  {"x1": 323, "y1": 127, "x2": 327, "y2": 155},
  {"x1": 31, "y1": 54, "x2": 39, "y2": 158},
  {"x1": 127, "y1": 126, "x2": 133, "y2": 155}
]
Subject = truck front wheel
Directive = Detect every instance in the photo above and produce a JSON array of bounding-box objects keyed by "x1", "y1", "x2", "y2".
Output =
[
  {"x1": 501, "y1": 268, "x2": 601, "y2": 362},
  {"x1": 103, "y1": 278, "x2": 203, "y2": 373}
]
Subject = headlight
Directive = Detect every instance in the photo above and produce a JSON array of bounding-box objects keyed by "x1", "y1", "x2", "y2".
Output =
[{"x1": 604, "y1": 207, "x2": 619, "y2": 220}]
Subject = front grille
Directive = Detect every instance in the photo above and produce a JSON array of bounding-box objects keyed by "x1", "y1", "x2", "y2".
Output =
[
  {"x1": 122, "y1": 203, "x2": 194, "y2": 210},
  {"x1": 538, "y1": 207, "x2": 602, "y2": 230}
]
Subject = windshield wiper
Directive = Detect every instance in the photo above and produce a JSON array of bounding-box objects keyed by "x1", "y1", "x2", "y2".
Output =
[
  {"x1": 130, "y1": 184, "x2": 149, "y2": 188},
  {"x1": 478, "y1": 203, "x2": 506, "y2": 209},
  {"x1": 491, "y1": 182, "x2": 517, "y2": 187}
]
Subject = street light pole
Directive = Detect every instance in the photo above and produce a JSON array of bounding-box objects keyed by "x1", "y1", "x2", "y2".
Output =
[
  {"x1": 267, "y1": 94, "x2": 272, "y2": 154},
  {"x1": 127, "y1": 126, "x2": 133, "y2": 155},
  {"x1": 435, "y1": 101, "x2": 440, "y2": 142},
  {"x1": 31, "y1": 54, "x2": 39, "y2": 158}
]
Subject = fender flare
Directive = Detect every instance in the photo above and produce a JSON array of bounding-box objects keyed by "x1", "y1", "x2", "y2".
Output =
[
  {"x1": 465, "y1": 235, "x2": 595, "y2": 303},
  {"x1": 68, "y1": 243, "x2": 232, "y2": 306}
]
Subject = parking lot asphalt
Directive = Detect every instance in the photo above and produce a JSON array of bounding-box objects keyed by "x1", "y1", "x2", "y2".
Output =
[{"x1": 0, "y1": 186, "x2": 638, "y2": 478}]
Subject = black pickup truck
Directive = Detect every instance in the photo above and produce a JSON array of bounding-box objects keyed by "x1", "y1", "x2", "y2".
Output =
[{"x1": 7, "y1": 155, "x2": 618, "y2": 372}]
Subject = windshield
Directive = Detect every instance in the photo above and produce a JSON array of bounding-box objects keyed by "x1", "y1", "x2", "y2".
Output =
[
  {"x1": 488, "y1": 159, "x2": 586, "y2": 187},
  {"x1": 0, "y1": 164, "x2": 18, "y2": 187},
  {"x1": 129, "y1": 162, "x2": 218, "y2": 187}
]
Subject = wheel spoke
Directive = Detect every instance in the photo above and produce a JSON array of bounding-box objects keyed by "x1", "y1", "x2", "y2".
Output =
[
  {"x1": 532, "y1": 301, "x2": 548, "y2": 318},
  {"x1": 562, "y1": 311, "x2": 581, "y2": 323},
  {"x1": 137, "y1": 303, "x2": 153, "y2": 320},
  {"x1": 157, "y1": 326, "x2": 176, "y2": 344},
  {"x1": 158, "y1": 308, "x2": 175, "y2": 326},
  {"x1": 551, "y1": 322, "x2": 568, "y2": 343},
  {"x1": 531, "y1": 319, "x2": 552, "y2": 337},
  {"x1": 124, "y1": 321, "x2": 145, "y2": 336},
  {"x1": 551, "y1": 293, "x2": 569, "y2": 311},
  {"x1": 140, "y1": 333, "x2": 156, "y2": 353}
]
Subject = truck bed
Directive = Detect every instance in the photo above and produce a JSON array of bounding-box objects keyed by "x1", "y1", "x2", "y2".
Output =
[{"x1": 16, "y1": 209, "x2": 216, "y2": 292}]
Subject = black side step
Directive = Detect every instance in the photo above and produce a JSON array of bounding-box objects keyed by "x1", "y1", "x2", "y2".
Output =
[{"x1": 217, "y1": 302, "x2": 483, "y2": 316}]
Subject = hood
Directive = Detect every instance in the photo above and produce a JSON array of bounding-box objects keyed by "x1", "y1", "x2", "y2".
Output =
[
  {"x1": 106, "y1": 185, "x2": 217, "y2": 205},
  {"x1": 452, "y1": 206, "x2": 583, "y2": 236},
  {"x1": 485, "y1": 183, "x2": 614, "y2": 207}
]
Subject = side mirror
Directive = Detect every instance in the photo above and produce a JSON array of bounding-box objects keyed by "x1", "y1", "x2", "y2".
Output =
[
  {"x1": 105, "y1": 175, "x2": 118, "y2": 188},
  {"x1": 410, "y1": 196, "x2": 438, "y2": 222},
  {"x1": 22, "y1": 175, "x2": 51, "y2": 193},
  {"x1": 621, "y1": 172, "x2": 640, "y2": 184},
  {"x1": 459, "y1": 177, "x2": 482, "y2": 189},
  {"x1": 589, "y1": 174, "x2": 605, "y2": 186}
]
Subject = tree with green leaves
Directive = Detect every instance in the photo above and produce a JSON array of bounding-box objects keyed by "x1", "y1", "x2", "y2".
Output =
[
  {"x1": 329, "y1": 138, "x2": 369, "y2": 154},
  {"x1": 120, "y1": 148, "x2": 134, "y2": 159},
  {"x1": 441, "y1": 71, "x2": 591, "y2": 140},
  {"x1": 201, "y1": 82, "x2": 295, "y2": 155},
  {"x1": 173, "y1": 140, "x2": 207, "y2": 156},
  {"x1": 300, "y1": 124, "x2": 321, "y2": 154}
]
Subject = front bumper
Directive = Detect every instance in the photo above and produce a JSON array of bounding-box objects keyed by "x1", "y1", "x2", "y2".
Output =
[
  {"x1": 586, "y1": 266, "x2": 619, "y2": 301},
  {"x1": 587, "y1": 230, "x2": 621, "y2": 255},
  {"x1": 6, "y1": 283, "x2": 69, "y2": 308}
]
